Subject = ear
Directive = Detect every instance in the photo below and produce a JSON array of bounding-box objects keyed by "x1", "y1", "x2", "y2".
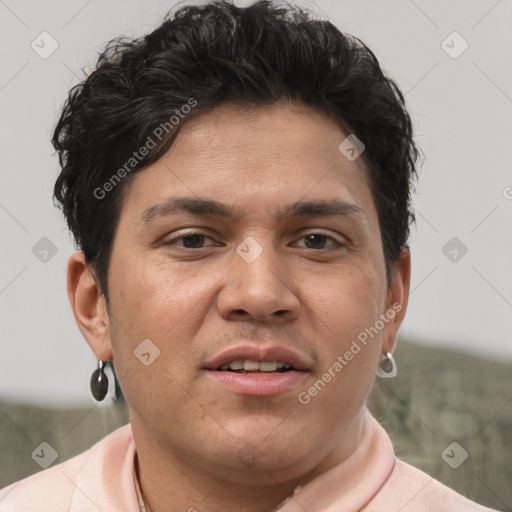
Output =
[
  {"x1": 382, "y1": 247, "x2": 411, "y2": 354},
  {"x1": 67, "y1": 251, "x2": 113, "y2": 361}
]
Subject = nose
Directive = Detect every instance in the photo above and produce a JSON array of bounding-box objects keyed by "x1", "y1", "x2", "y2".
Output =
[{"x1": 216, "y1": 238, "x2": 301, "y2": 323}]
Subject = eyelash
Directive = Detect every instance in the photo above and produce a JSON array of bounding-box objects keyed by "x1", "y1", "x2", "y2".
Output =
[{"x1": 163, "y1": 230, "x2": 344, "y2": 250}]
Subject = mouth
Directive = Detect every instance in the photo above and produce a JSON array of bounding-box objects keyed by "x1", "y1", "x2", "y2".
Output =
[
  {"x1": 215, "y1": 360, "x2": 296, "y2": 374},
  {"x1": 204, "y1": 346, "x2": 311, "y2": 396},
  {"x1": 204, "y1": 344, "x2": 311, "y2": 372}
]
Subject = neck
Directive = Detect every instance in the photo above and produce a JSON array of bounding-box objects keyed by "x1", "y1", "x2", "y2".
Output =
[{"x1": 132, "y1": 409, "x2": 366, "y2": 512}]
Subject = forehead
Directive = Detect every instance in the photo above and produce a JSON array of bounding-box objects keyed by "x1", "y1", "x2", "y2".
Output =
[{"x1": 120, "y1": 103, "x2": 377, "y2": 228}]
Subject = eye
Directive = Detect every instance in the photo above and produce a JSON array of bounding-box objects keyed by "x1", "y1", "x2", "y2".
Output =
[
  {"x1": 163, "y1": 231, "x2": 217, "y2": 249},
  {"x1": 293, "y1": 233, "x2": 343, "y2": 250}
]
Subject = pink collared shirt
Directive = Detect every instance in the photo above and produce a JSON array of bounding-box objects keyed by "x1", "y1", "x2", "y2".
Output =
[{"x1": 0, "y1": 408, "x2": 497, "y2": 511}]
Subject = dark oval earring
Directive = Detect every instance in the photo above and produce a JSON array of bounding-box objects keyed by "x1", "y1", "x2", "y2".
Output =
[{"x1": 90, "y1": 359, "x2": 109, "y2": 401}]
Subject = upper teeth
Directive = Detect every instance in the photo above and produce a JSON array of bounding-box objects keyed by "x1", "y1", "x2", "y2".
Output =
[{"x1": 219, "y1": 360, "x2": 292, "y2": 371}]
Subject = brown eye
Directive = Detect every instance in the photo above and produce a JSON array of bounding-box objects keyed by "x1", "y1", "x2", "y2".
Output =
[
  {"x1": 295, "y1": 233, "x2": 343, "y2": 250},
  {"x1": 177, "y1": 234, "x2": 208, "y2": 248},
  {"x1": 163, "y1": 231, "x2": 217, "y2": 248}
]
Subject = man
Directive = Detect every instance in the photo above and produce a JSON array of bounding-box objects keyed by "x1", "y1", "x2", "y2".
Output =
[{"x1": 0, "y1": 1, "x2": 497, "y2": 510}]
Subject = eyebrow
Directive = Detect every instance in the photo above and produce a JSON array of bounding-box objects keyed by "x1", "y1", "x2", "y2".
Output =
[{"x1": 141, "y1": 196, "x2": 365, "y2": 224}]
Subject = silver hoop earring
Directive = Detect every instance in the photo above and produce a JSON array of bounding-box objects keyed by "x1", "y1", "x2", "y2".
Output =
[{"x1": 376, "y1": 352, "x2": 397, "y2": 378}]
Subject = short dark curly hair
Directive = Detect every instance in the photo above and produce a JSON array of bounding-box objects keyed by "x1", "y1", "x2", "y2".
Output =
[{"x1": 53, "y1": 0, "x2": 419, "y2": 304}]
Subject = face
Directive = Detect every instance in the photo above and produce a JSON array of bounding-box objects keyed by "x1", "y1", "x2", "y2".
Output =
[{"x1": 87, "y1": 103, "x2": 408, "y2": 484}]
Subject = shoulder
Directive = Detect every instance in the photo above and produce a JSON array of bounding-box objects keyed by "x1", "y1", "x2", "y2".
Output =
[
  {"x1": 0, "y1": 445, "x2": 91, "y2": 511},
  {"x1": 367, "y1": 458, "x2": 498, "y2": 511},
  {"x1": 0, "y1": 424, "x2": 134, "y2": 512}
]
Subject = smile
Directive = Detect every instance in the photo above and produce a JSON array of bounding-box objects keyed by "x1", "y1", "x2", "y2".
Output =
[{"x1": 216, "y1": 360, "x2": 294, "y2": 373}]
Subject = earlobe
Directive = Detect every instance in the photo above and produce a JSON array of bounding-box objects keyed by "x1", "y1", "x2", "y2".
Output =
[
  {"x1": 67, "y1": 251, "x2": 113, "y2": 361},
  {"x1": 382, "y1": 247, "x2": 411, "y2": 354}
]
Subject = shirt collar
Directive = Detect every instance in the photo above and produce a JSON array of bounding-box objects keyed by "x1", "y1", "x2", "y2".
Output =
[{"x1": 273, "y1": 407, "x2": 396, "y2": 512}]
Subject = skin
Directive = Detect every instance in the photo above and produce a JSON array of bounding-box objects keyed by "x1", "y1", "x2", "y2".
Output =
[{"x1": 68, "y1": 102, "x2": 410, "y2": 512}]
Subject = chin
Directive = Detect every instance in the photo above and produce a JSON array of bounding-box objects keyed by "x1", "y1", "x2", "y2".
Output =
[{"x1": 201, "y1": 429, "x2": 322, "y2": 482}]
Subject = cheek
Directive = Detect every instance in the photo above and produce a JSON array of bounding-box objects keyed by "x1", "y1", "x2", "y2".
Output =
[
  {"x1": 304, "y1": 262, "x2": 386, "y2": 340},
  {"x1": 109, "y1": 253, "x2": 202, "y2": 328},
  {"x1": 106, "y1": 254, "x2": 219, "y2": 375},
  {"x1": 105, "y1": 254, "x2": 203, "y2": 423},
  {"x1": 300, "y1": 262, "x2": 385, "y2": 396}
]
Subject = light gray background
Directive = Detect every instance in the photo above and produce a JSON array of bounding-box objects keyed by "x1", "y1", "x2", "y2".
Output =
[{"x1": 1, "y1": 0, "x2": 511, "y2": 406}]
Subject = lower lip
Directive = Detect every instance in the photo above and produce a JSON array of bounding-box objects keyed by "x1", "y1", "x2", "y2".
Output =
[{"x1": 205, "y1": 370, "x2": 308, "y2": 396}]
